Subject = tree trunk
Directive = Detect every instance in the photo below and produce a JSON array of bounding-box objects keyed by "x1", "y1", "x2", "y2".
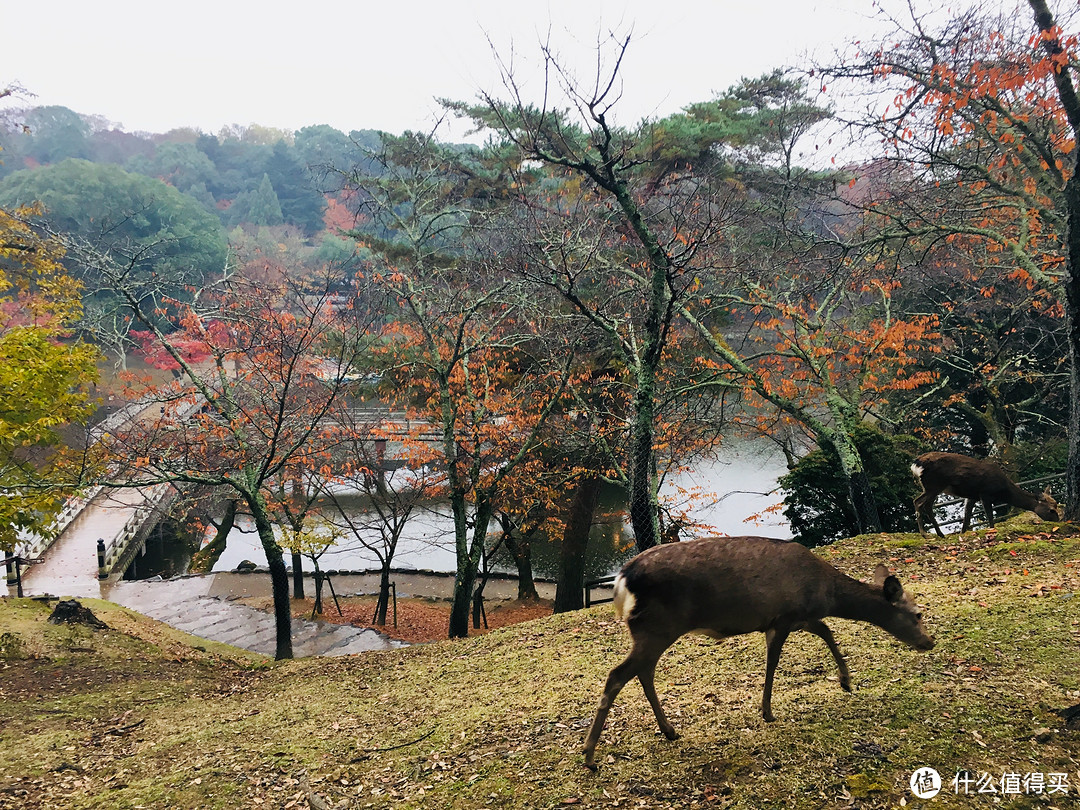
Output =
[
  {"x1": 312, "y1": 567, "x2": 325, "y2": 615},
  {"x1": 448, "y1": 497, "x2": 491, "y2": 638},
  {"x1": 628, "y1": 391, "x2": 660, "y2": 552},
  {"x1": 374, "y1": 564, "x2": 392, "y2": 626},
  {"x1": 471, "y1": 576, "x2": 488, "y2": 629},
  {"x1": 503, "y1": 532, "x2": 539, "y2": 600},
  {"x1": 554, "y1": 476, "x2": 602, "y2": 613},
  {"x1": 250, "y1": 498, "x2": 292, "y2": 659},
  {"x1": 1030, "y1": 0, "x2": 1080, "y2": 521},
  {"x1": 1061, "y1": 164, "x2": 1080, "y2": 522},
  {"x1": 188, "y1": 499, "x2": 237, "y2": 574},
  {"x1": 831, "y1": 430, "x2": 881, "y2": 534},
  {"x1": 847, "y1": 468, "x2": 882, "y2": 536},
  {"x1": 291, "y1": 551, "x2": 305, "y2": 599},
  {"x1": 1030, "y1": 1, "x2": 1080, "y2": 724}
]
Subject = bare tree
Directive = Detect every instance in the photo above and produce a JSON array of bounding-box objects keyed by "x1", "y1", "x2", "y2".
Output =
[
  {"x1": 63, "y1": 232, "x2": 375, "y2": 659},
  {"x1": 322, "y1": 408, "x2": 438, "y2": 627}
]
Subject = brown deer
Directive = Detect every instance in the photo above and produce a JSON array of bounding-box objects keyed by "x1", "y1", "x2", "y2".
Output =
[
  {"x1": 582, "y1": 536, "x2": 934, "y2": 769},
  {"x1": 911, "y1": 451, "x2": 1061, "y2": 537}
]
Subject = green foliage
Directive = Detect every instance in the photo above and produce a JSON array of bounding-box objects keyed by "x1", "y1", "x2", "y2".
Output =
[
  {"x1": 630, "y1": 71, "x2": 832, "y2": 182},
  {"x1": 125, "y1": 142, "x2": 219, "y2": 195},
  {"x1": 0, "y1": 159, "x2": 227, "y2": 284},
  {"x1": 279, "y1": 520, "x2": 340, "y2": 566},
  {"x1": 195, "y1": 132, "x2": 272, "y2": 199},
  {"x1": 0, "y1": 160, "x2": 228, "y2": 355},
  {"x1": 228, "y1": 173, "x2": 283, "y2": 227},
  {"x1": 19, "y1": 106, "x2": 92, "y2": 164},
  {"x1": 1005, "y1": 439, "x2": 1069, "y2": 480},
  {"x1": 780, "y1": 425, "x2": 925, "y2": 546},
  {"x1": 0, "y1": 205, "x2": 99, "y2": 550},
  {"x1": 264, "y1": 141, "x2": 326, "y2": 234},
  {"x1": 294, "y1": 124, "x2": 382, "y2": 181}
]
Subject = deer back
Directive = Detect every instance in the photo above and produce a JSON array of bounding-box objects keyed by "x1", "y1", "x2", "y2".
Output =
[{"x1": 618, "y1": 536, "x2": 844, "y2": 639}]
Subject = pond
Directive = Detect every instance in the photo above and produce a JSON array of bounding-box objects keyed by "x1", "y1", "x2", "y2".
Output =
[{"x1": 133, "y1": 440, "x2": 790, "y2": 581}]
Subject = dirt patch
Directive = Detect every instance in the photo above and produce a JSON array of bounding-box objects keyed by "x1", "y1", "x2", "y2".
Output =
[{"x1": 238, "y1": 594, "x2": 555, "y2": 643}]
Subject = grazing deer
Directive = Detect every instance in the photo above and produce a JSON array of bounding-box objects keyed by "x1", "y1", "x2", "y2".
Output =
[
  {"x1": 911, "y1": 451, "x2": 1061, "y2": 538},
  {"x1": 582, "y1": 536, "x2": 934, "y2": 769}
]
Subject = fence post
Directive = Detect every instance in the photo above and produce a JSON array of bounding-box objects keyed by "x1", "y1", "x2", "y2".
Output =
[{"x1": 97, "y1": 538, "x2": 107, "y2": 579}]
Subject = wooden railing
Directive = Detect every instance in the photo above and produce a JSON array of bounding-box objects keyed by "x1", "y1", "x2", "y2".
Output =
[{"x1": 584, "y1": 575, "x2": 617, "y2": 608}]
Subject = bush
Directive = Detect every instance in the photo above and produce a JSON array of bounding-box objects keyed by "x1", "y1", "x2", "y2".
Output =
[{"x1": 780, "y1": 425, "x2": 925, "y2": 547}]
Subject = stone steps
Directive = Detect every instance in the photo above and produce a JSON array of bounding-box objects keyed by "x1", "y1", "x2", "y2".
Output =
[{"x1": 105, "y1": 580, "x2": 401, "y2": 657}]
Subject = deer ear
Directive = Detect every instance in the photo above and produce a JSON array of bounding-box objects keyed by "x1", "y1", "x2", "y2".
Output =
[
  {"x1": 875, "y1": 564, "x2": 904, "y2": 601},
  {"x1": 873, "y1": 564, "x2": 889, "y2": 588},
  {"x1": 882, "y1": 575, "x2": 904, "y2": 603}
]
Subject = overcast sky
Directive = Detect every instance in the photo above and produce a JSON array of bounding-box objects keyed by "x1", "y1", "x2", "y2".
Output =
[{"x1": 6, "y1": 0, "x2": 950, "y2": 140}]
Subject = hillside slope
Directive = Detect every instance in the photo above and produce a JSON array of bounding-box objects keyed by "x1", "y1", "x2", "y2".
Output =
[{"x1": 2, "y1": 527, "x2": 1079, "y2": 809}]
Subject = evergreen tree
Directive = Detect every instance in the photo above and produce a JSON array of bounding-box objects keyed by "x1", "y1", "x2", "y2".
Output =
[
  {"x1": 229, "y1": 173, "x2": 283, "y2": 227},
  {"x1": 264, "y1": 141, "x2": 325, "y2": 234}
]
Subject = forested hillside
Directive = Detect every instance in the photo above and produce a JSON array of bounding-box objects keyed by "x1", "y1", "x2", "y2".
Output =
[{"x1": 0, "y1": 108, "x2": 380, "y2": 236}]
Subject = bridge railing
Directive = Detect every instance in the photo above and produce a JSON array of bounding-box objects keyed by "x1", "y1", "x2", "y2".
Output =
[
  {"x1": 14, "y1": 485, "x2": 103, "y2": 562},
  {"x1": 97, "y1": 483, "x2": 172, "y2": 579},
  {"x1": 16, "y1": 398, "x2": 160, "y2": 562}
]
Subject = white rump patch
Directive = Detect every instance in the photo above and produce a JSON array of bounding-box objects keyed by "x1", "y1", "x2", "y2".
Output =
[
  {"x1": 612, "y1": 574, "x2": 635, "y2": 622},
  {"x1": 910, "y1": 462, "x2": 924, "y2": 480}
]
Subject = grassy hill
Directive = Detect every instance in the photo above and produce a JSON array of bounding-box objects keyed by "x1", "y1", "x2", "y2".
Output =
[{"x1": 2, "y1": 525, "x2": 1079, "y2": 809}]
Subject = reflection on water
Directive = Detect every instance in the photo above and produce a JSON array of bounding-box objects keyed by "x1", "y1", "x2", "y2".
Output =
[
  {"x1": 662, "y1": 441, "x2": 790, "y2": 540},
  {"x1": 192, "y1": 440, "x2": 790, "y2": 578},
  {"x1": 122, "y1": 519, "x2": 198, "y2": 580}
]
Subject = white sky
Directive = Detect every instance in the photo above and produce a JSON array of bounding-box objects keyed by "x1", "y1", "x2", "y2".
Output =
[{"x1": 5, "y1": 0, "x2": 948, "y2": 140}]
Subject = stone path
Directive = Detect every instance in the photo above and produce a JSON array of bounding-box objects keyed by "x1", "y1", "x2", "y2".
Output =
[
  {"x1": 10, "y1": 554, "x2": 556, "y2": 658},
  {"x1": 18, "y1": 488, "x2": 151, "y2": 598},
  {"x1": 10, "y1": 573, "x2": 402, "y2": 658}
]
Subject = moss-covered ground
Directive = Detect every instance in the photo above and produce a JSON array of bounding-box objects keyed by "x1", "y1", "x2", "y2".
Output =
[{"x1": 1, "y1": 523, "x2": 1078, "y2": 809}]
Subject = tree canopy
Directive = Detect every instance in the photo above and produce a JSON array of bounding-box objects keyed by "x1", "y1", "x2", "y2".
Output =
[{"x1": 0, "y1": 204, "x2": 99, "y2": 550}]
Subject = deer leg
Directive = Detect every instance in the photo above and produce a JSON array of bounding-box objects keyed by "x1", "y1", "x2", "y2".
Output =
[
  {"x1": 762, "y1": 627, "x2": 791, "y2": 723},
  {"x1": 807, "y1": 622, "x2": 846, "y2": 691},
  {"x1": 961, "y1": 498, "x2": 977, "y2": 532},
  {"x1": 583, "y1": 636, "x2": 672, "y2": 769},
  {"x1": 804, "y1": 620, "x2": 851, "y2": 691},
  {"x1": 638, "y1": 665, "x2": 679, "y2": 741},
  {"x1": 913, "y1": 493, "x2": 944, "y2": 538},
  {"x1": 912, "y1": 494, "x2": 927, "y2": 535},
  {"x1": 982, "y1": 497, "x2": 996, "y2": 528}
]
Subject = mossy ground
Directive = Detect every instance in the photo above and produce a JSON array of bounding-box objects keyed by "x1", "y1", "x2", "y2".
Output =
[{"x1": 2, "y1": 524, "x2": 1079, "y2": 809}]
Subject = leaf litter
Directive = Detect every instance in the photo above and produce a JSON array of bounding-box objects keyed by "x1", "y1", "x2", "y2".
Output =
[{"x1": 0, "y1": 522, "x2": 1078, "y2": 808}]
